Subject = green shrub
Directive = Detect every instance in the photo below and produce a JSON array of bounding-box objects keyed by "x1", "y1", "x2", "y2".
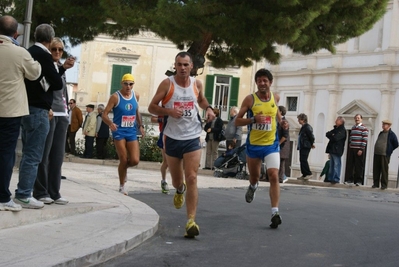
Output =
[
  {"x1": 75, "y1": 121, "x2": 162, "y2": 162},
  {"x1": 138, "y1": 122, "x2": 162, "y2": 162}
]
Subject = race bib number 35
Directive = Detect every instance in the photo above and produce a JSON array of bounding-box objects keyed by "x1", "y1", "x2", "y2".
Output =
[
  {"x1": 121, "y1": 115, "x2": 136, "y2": 127},
  {"x1": 174, "y1": 101, "x2": 194, "y2": 117}
]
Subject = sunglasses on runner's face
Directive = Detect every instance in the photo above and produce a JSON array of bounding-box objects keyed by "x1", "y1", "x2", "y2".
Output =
[{"x1": 123, "y1": 82, "x2": 134, "y2": 86}]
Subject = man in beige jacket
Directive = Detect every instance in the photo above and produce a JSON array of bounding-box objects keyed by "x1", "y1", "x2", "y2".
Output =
[
  {"x1": 82, "y1": 104, "x2": 97, "y2": 158},
  {"x1": 0, "y1": 15, "x2": 41, "y2": 212}
]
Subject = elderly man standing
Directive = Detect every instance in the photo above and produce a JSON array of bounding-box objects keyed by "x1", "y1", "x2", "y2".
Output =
[
  {"x1": 372, "y1": 120, "x2": 398, "y2": 190},
  {"x1": 82, "y1": 104, "x2": 97, "y2": 158},
  {"x1": 96, "y1": 104, "x2": 109, "y2": 159},
  {"x1": 66, "y1": 99, "x2": 83, "y2": 155},
  {"x1": 225, "y1": 106, "x2": 242, "y2": 147},
  {"x1": 0, "y1": 15, "x2": 41, "y2": 211},
  {"x1": 325, "y1": 116, "x2": 347, "y2": 184},
  {"x1": 14, "y1": 24, "x2": 74, "y2": 209},
  {"x1": 345, "y1": 114, "x2": 368, "y2": 185}
]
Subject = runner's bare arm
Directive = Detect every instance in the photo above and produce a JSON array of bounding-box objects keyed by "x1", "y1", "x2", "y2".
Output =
[
  {"x1": 149, "y1": 79, "x2": 173, "y2": 116},
  {"x1": 235, "y1": 95, "x2": 253, "y2": 126},
  {"x1": 102, "y1": 93, "x2": 118, "y2": 131},
  {"x1": 196, "y1": 79, "x2": 215, "y2": 122}
]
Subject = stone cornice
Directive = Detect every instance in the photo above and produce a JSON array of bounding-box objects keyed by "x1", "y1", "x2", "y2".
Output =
[
  {"x1": 274, "y1": 65, "x2": 397, "y2": 77},
  {"x1": 106, "y1": 47, "x2": 140, "y2": 63},
  {"x1": 95, "y1": 32, "x2": 177, "y2": 46}
]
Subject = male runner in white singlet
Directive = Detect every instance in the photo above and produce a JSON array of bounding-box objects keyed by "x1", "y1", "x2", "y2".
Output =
[{"x1": 149, "y1": 52, "x2": 215, "y2": 238}]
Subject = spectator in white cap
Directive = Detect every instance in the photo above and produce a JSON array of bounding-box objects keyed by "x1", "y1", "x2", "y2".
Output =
[
  {"x1": 82, "y1": 104, "x2": 97, "y2": 158},
  {"x1": 372, "y1": 119, "x2": 398, "y2": 190}
]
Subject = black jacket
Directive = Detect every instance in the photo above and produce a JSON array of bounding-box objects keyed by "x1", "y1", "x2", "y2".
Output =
[
  {"x1": 97, "y1": 113, "x2": 110, "y2": 138},
  {"x1": 204, "y1": 117, "x2": 224, "y2": 142},
  {"x1": 298, "y1": 123, "x2": 315, "y2": 150},
  {"x1": 376, "y1": 129, "x2": 398, "y2": 157},
  {"x1": 25, "y1": 45, "x2": 65, "y2": 110},
  {"x1": 325, "y1": 124, "x2": 347, "y2": 156}
]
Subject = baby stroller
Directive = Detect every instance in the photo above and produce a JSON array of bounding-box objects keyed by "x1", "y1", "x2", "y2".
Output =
[{"x1": 213, "y1": 144, "x2": 247, "y2": 179}]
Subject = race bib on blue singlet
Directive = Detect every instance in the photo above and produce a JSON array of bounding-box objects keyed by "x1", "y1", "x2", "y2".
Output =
[{"x1": 121, "y1": 115, "x2": 136, "y2": 127}]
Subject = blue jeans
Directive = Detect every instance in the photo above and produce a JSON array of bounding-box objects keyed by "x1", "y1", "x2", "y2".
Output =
[
  {"x1": 16, "y1": 107, "x2": 50, "y2": 199},
  {"x1": 34, "y1": 116, "x2": 68, "y2": 200},
  {"x1": 328, "y1": 153, "x2": 342, "y2": 183},
  {"x1": 0, "y1": 117, "x2": 22, "y2": 203}
]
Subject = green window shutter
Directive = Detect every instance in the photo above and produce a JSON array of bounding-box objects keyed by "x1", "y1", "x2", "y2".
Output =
[
  {"x1": 229, "y1": 77, "x2": 239, "y2": 107},
  {"x1": 110, "y1": 65, "x2": 132, "y2": 95},
  {"x1": 205, "y1": 75, "x2": 215, "y2": 104}
]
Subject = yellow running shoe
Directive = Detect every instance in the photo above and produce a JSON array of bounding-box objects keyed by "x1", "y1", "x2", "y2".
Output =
[
  {"x1": 173, "y1": 182, "x2": 186, "y2": 209},
  {"x1": 184, "y1": 218, "x2": 200, "y2": 238}
]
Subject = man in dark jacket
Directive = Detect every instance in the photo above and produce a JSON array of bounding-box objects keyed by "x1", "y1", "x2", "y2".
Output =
[
  {"x1": 297, "y1": 113, "x2": 315, "y2": 180},
  {"x1": 325, "y1": 116, "x2": 347, "y2": 184},
  {"x1": 96, "y1": 104, "x2": 110, "y2": 159},
  {"x1": 14, "y1": 24, "x2": 74, "y2": 209},
  {"x1": 372, "y1": 120, "x2": 398, "y2": 190}
]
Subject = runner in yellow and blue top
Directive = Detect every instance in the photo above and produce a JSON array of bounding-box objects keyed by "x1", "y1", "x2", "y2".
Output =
[
  {"x1": 235, "y1": 68, "x2": 283, "y2": 229},
  {"x1": 102, "y1": 73, "x2": 145, "y2": 195}
]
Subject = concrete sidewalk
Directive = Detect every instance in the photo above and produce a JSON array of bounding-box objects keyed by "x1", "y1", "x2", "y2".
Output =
[
  {"x1": 1, "y1": 157, "x2": 396, "y2": 267},
  {"x1": 1, "y1": 158, "x2": 251, "y2": 267}
]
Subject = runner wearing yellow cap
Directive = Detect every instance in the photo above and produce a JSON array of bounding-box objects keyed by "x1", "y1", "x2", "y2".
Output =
[{"x1": 102, "y1": 73, "x2": 145, "y2": 195}]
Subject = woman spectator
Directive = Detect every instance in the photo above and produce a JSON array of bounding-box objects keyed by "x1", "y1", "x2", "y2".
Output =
[
  {"x1": 203, "y1": 108, "x2": 224, "y2": 170},
  {"x1": 278, "y1": 106, "x2": 290, "y2": 183},
  {"x1": 297, "y1": 113, "x2": 315, "y2": 180},
  {"x1": 33, "y1": 37, "x2": 75, "y2": 205}
]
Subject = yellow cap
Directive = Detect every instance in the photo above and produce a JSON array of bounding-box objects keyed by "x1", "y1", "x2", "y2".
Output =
[{"x1": 121, "y1": 73, "x2": 135, "y2": 82}]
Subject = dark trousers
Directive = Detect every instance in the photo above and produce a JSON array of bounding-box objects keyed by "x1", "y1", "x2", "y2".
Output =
[
  {"x1": 84, "y1": 136, "x2": 95, "y2": 158},
  {"x1": 345, "y1": 148, "x2": 365, "y2": 184},
  {"x1": 96, "y1": 137, "x2": 108, "y2": 159},
  {"x1": 299, "y1": 148, "x2": 312, "y2": 176},
  {"x1": 0, "y1": 117, "x2": 21, "y2": 203},
  {"x1": 373, "y1": 154, "x2": 390, "y2": 188},
  {"x1": 34, "y1": 116, "x2": 68, "y2": 200},
  {"x1": 65, "y1": 125, "x2": 78, "y2": 155}
]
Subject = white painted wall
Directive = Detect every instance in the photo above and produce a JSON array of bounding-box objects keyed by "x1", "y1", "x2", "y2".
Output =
[{"x1": 268, "y1": 1, "x2": 399, "y2": 186}]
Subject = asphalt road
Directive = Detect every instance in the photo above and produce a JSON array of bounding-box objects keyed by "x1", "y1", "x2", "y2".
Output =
[{"x1": 98, "y1": 185, "x2": 399, "y2": 267}]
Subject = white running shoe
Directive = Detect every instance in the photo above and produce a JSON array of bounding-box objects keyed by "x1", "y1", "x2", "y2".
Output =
[
  {"x1": 54, "y1": 197, "x2": 69, "y2": 205},
  {"x1": 14, "y1": 197, "x2": 44, "y2": 209},
  {"x1": 0, "y1": 199, "x2": 22, "y2": 212},
  {"x1": 38, "y1": 197, "x2": 54, "y2": 204},
  {"x1": 119, "y1": 185, "x2": 128, "y2": 195}
]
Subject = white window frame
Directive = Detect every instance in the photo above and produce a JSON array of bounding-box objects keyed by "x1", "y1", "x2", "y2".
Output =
[
  {"x1": 213, "y1": 76, "x2": 231, "y2": 121},
  {"x1": 285, "y1": 94, "x2": 299, "y2": 114}
]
